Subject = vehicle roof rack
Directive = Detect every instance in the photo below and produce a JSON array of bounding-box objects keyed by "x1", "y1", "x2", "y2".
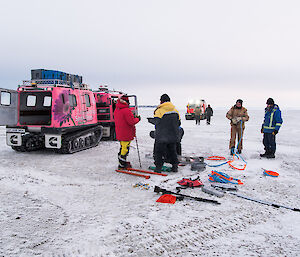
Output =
[
  {"x1": 21, "y1": 80, "x2": 91, "y2": 90},
  {"x1": 94, "y1": 85, "x2": 124, "y2": 94}
]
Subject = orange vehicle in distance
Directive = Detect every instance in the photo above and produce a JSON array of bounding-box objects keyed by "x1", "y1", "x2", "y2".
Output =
[{"x1": 185, "y1": 99, "x2": 207, "y2": 120}]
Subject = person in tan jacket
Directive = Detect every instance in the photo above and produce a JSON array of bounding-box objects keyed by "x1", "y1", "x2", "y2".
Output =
[
  {"x1": 194, "y1": 106, "x2": 202, "y2": 125},
  {"x1": 226, "y1": 99, "x2": 249, "y2": 154}
]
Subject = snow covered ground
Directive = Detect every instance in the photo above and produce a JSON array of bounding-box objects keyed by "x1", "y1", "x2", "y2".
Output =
[{"x1": 0, "y1": 109, "x2": 299, "y2": 257}]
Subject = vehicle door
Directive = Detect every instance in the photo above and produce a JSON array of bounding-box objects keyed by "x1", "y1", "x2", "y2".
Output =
[
  {"x1": 0, "y1": 88, "x2": 18, "y2": 126},
  {"x1": 79, "y1": 92, "x2": 87, "y2": 123},
  {"x1": 127, "y1": 95, "x2": 138, "y2": 116},
  {"x1": 83, "y1": 92, "x2": 93, "y2": 122}
]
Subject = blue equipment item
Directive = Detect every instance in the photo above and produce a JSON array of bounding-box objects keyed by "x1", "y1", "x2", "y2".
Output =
[{"x1": 208, "y1": 171, "x2": 243, "y2": 185}]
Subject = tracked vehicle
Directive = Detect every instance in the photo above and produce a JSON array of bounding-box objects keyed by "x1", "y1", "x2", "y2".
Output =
[
  {"x1": 185, "y1": 99, "x2": 207, "y2": 120},
  {"x1": 0, "y1": 70, "x2": 103, "y2": 153},
  {"x1": 94, "y1": 86, "x2": 137, "y2": 140}
]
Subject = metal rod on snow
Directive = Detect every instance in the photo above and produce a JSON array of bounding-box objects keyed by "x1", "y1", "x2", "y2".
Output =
[{"x1": 229, "y1": 192, "x2": 300, "y2": 212}]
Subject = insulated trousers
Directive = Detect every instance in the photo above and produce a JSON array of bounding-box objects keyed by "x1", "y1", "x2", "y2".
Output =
[
  {"x1": 154, "y1": 142, "x2": 178, "y2": 168},
  {"x1": 263, "y1": 133, "x2": 276, "y2": 154},
  {"x1": 206, "y1": 115, "x2": 211, "y2": 124},
  {"x1": 229, "y1": 125, "x2": 244, "y2": 150},
  {"x1": 118, "y1": 141, "x2": 131, "y2": 168}
]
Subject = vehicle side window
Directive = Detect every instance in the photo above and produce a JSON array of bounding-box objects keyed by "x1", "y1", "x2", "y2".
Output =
[
  {"x1": 61, "y1": 94, "x2": 65, "y2": 104},
  {"x1": 69, "y1": 94, "x2": 77, "y2": 107},
  {"x1": 1, "y1": 92, "x2": 11, "y2": 106},
  {"x1": 85, "y1": 94, "x2": 91, "y2": 107},
  {"x1": 27, "y1": 95, "x2": 36, "y2": 106},
  {"x1": 73, "y1": 95, "x2": 77, "y2": 107},
  {"x1": 69, "y1": 95, "x2": 73, "y2": 106},
  {"x1": 43, "y1": 96, "x2": 52, "y2": 107}
]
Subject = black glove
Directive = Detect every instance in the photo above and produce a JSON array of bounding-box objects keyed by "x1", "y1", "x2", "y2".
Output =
[{"x1": 272, "y1": 130, "x2": 278, "y2": 135}]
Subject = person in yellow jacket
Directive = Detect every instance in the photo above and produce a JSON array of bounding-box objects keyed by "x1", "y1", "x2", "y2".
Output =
[
  {"x1": 226, "y1": 99, "x2": 249, "y2": 155},
  {"x1": 150, "y1": 94, "x2": 181, "y2": 172}
]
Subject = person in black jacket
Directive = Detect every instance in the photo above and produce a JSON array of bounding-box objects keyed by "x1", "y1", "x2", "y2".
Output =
[
  {"x1": 205, "y1": 104, "x2": 213, "y2": 125},
  {"x1": 149, "y1": 94, "x2": 181, "y2": 172}
]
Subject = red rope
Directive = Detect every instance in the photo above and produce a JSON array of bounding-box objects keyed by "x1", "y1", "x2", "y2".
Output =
[
  {"x1": 206, "y1": 156, "x2": 226, "y2": 161},
  {"x1": 227, "y1": 160, "x2": 247, "y2": 171}
]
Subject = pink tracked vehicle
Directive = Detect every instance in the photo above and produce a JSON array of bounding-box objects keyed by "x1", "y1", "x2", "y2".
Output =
[
  {"x1": 94, "y1": 86, "x2": 137, "y2": 140},
  {"x1": 0, "y1": 69, "x2": 137, "y2": 153}
]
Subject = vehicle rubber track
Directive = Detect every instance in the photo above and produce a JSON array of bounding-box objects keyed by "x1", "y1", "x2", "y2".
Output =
[
  {"x1": 11, "y1": 134, "x2": 44, "y2": 152},
  {"x1": 58, "y1": 125, "x2": 103, "y2": 154}
]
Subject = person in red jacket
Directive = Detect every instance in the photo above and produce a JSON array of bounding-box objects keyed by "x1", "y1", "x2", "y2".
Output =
[{"x1": 114, "y1": 95, "x2": 140, "y2": 169}]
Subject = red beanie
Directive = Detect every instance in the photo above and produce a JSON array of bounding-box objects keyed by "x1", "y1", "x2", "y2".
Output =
[{"x1": 121, "y1": 95, "x2": 129, "y2": 102}]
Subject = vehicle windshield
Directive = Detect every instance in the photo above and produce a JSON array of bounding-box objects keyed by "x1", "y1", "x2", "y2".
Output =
[{"x1": 188, "y1": 100, "x2": 203, "y2": 108}]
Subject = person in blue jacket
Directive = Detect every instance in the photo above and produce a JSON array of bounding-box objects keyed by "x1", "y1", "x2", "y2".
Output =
[{"x1": 260, "y1": 98, "x2": 283, "y2": 158}]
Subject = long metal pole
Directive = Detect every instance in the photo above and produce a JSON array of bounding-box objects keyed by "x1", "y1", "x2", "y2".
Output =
[
  {"x1": 135, "y1": 136, "x2": 142, "y2": 168},
  {"x1": 229, "y1": 192, "x2": 300, "y2": 212}
]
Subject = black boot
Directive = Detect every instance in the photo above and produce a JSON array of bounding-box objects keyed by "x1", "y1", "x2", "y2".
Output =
[
  {"x1": 118, "y1": 154, "x2": 129, "y2": 169},
  {"x1": 260, "y1": 149, "x2": 271, "y2": 158},
  {"x1": 171, "y1": 165, "x2": 178, "y2": 172},
  {"x1": 154, "y1": 166, "x2": 162, "y2": 173},
  {"x1": 260, "y1": 151, "x2": 269, "y2": 157},
  {"x1": 266, "y1": 151, "x2": 275, "y2": 159}
]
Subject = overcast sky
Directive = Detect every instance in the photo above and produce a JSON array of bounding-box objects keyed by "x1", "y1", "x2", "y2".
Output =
[{"x1": 0, "y1": 0, "x2": 299, "y2": 109}]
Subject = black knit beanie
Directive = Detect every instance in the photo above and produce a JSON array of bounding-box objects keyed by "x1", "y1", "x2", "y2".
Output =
[
  {"x1": 236, "y1": 99, "x2": 243, "y2": 105},
  {"x1": 160, "y1": 94, "x2": 170, "y2": 103},
  {"x1": 266, "y1": 98, "x2": 274, "y2": 105}
]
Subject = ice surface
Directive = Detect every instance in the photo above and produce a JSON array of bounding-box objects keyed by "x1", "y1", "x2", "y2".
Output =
[{"x1": 0, "y1": 109, "x2": 299, "y2": 256}]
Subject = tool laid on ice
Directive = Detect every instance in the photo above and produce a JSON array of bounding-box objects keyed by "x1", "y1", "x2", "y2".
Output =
[
  {"x1": 127, "y1": 167, "x2": 167, "y2": 176},
  {"x1": 178, "y1": 156, "x2": 207, "y2": 171},
  {"x1": 208, "y1": 171, "x2": 243, "y2": 185},
  {"x1": 229, "y1": 192, "x2": 300, "y2": 212},
  {"x1": 210, "y1": 183, "x2": 238, "y2": 191},
  {"x1": 116, "y1": 167, "x2": 168, "y2": 179},
  {"x1": 263, "y1": 169, "x2": 279, "y2": 177},
  {"x1": 201, "y1": 185, "x2": 225, "y2": 198},
  {"x1": 191, "y1": 161, "x2": 207, "y2": 171},
  {"x1": 179, "y1": 156, "x2": 204, "y2": 165},
  {"x1": 116, "y1": 169, "x2": 150, "y2": 179},
  {"x1": 154, "y1": 186, "x2": 221, "y2": 205}
]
